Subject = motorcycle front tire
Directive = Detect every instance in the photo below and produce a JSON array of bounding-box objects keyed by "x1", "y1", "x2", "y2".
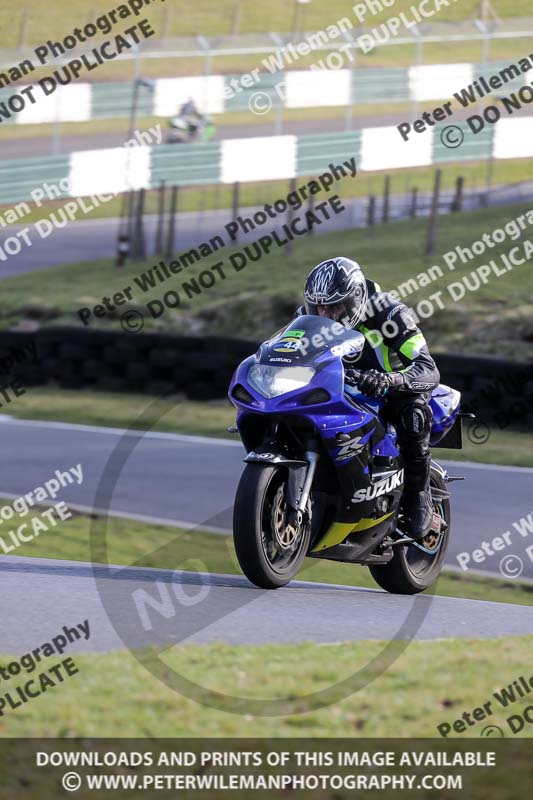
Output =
[{"x1": 233, "y1": 463, "x2": 310, "y2": 590}]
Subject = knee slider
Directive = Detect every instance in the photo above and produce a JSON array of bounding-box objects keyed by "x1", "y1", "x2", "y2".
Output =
[{"x1": 399, "y1": 402, "x2": 432, "y2": 440}]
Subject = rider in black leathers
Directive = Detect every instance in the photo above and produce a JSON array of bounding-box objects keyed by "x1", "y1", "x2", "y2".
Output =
[{"x1": 296, "y1": 256, "x2": 440, "y2": 541}]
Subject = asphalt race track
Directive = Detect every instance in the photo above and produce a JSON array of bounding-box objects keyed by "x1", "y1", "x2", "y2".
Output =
[
  {"x1": 0, "y1": 112, "x2": 469, "y2": 160},
  {"x1": 0, "y1": 418, "x2": 531, "y2": 580},
  {"x1": 0, "y1": 418, "x2": 531, "y2": 651},
  {"x1": 4, "y1": 106, "x2": 533, "y2": 160},
  {"x1": 2, "y1": 115, "x2": 383, "y2": 160},
  {"x1": 2, "y1": 557, "x2": 533, "y2": 654}
]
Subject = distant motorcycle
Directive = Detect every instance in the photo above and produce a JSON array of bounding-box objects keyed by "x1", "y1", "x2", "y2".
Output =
[
  {"x1": 229, "y1": 315, "x2": 467, "y2": 595},
  {"x1": 166, "y1": 113, "x2": 216, "y2": 144}
]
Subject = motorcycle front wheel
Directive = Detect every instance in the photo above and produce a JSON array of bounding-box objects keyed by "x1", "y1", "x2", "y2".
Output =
[
  {"x1": 233, "y1": 463, "x2": 311, "y2": 589},
  {"x1": 368, "y1": 470, "x2": 450, "y2": 595}
]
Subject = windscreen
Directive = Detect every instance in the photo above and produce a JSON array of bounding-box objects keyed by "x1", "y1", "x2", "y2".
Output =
[{"x1": 260, "y1": 315, "x2": 365, "y2": 366}]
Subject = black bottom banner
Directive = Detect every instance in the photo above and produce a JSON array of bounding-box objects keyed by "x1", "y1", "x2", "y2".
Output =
[{"x1": 0, "y1": 738, "x2": 530, "y2": 799}]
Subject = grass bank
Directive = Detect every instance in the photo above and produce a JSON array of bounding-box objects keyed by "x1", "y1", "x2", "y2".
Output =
[
  {"x1": 2, "y1": 202, "x2": 532, "y2": 360},
  {"x1": 1, "y1": 492, "x2": 531, "y2": 740},
  {"x1": 0, "y1": 0, "x2": 528, "y2": 69},
  {"x1": 0, "y1": 636, "x2": 532, "y2": 738}
]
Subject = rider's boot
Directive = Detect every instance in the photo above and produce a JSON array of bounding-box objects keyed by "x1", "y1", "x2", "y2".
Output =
[{"x1": 401, "y1": 452, "x2": 433, "y2": 541}]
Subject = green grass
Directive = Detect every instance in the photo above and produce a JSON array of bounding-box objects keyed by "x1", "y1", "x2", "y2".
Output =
[
  {"x1": 1, "y1": 510, "x2": 532, "y2": 740},
  {"x1": 8, "y1": 389, "x2": 238, "y2": 438},
  {"x1": 3, "y1": 1, "x2": 530, "y2": 44},
  {"x1": 2, "y1": 201, "x2": 532, "y2": 360},
  {"x1": 0, "y1": 633, "x2": 532, "y2": 738},
  {"x1": 6, "y1": 388, "x2": 533, "y2": 467},
  {"x1": 0, "y1": 0, "x2": 531, "y2": 80},
  {"x1": 6, "y1": 35, "x2": 527, "y2": 78}
]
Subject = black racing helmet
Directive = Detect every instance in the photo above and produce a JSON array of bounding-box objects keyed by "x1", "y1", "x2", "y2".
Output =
[{"x1": 303, "y1": 257, "x2": 368, "y2": 328}]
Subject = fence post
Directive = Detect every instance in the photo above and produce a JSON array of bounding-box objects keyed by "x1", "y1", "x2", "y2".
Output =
[
  {"x1": 231, "y1": 0, "x2": 242, "y2": 35},
  {"x1": 451, "y1": 176, "x2": 464, "y2": 212},
  {"x1": 161, "y1": 1, "x2": 170, "y2": 38},
  {"x1": 165, "y1": 185, "x2": 178, "y2": 260},
  {"x1": 130, "y1": 190, "x2": 140, "y2": 259},
  {"x1": 155, "y1": 181, "x2": 166, "y2": 254},
  {"x1": 134, "y1": 187, "x2": 146, "y2": 260},
  {"x1": 18, "y1": 10, "x2": 28, "y2": 51},
  {"x1": 286, "y1": 177, "x2": 296, "y2": 253},
  {"x1": 232, "y1": 181, "x2": 240, "y2": 242},
  {"x1": 425, "y1": 169, "x2": 442, "y2": 256},
  {"x1": 307, "y1": 187, "x2": 315, "y2": 234},
  {"x1": 367, "y1": 195, "x2": 375, "y2": 227},
  {"x1": 127, "y1": 190, "x2": 136, "y2": 244},
  {"x1": 410, "y1": 187, "x2": 418, "y2": 218},
  {"x1": 382, "y1": 175, "x2": 391, "y2": 223}
]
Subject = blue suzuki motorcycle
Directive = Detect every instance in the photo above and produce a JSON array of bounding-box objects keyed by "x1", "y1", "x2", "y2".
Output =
[{"x1": 229, "y1": 316, "x2": 464, "y2": 594}]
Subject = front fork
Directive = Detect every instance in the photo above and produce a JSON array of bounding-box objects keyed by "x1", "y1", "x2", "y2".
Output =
[{"x1": 285, "y1": 444, "x2": 320, "y2": 529}]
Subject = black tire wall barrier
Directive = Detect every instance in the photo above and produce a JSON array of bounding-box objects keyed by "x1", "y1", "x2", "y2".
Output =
[{"x1": 1, "y1": 327, "x2": 532, "y2": 428}]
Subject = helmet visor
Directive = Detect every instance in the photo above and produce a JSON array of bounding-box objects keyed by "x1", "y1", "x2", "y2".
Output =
[{"x1": 304, "y1": 299, "x2": 351, "y2": 326}]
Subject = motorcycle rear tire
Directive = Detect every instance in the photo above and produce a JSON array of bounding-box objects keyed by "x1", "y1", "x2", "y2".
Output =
[
  {"x1": 233, "y1": 463, "x2": 310, "y2": 590},
  {"x1": 368, "y1": 470, "x2": 450, "y2": 595}
]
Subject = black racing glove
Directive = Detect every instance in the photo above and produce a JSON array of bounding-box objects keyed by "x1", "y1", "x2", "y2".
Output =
[
  {"x1": 357, "y1": 369, "x2": 404, "y2": 397},
  {"x1": 344, "y1": 368, "x2": 361, "y2": 388}
]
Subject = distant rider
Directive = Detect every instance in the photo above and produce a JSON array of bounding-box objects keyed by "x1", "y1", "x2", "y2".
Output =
[
  {"x1": 296, "y1": 257, "x2": 440, "y2": 541},
  {"x1": 179, "y1": 97, "x2": 203, "y2": 128}
]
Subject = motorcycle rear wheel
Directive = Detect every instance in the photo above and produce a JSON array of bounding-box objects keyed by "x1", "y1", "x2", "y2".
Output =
[
  {"x1": 368, "y1": 470, "x2": 450, "y2": 595},
  {"x1": 233, "y1": 463, "x2": 311, "y2": 589}
]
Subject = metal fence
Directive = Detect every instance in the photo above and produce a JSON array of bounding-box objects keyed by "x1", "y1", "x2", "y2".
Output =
[
  {"x1": 2, "y1": 16, "x2": 533, "y2": 72},
  {"x1": 1, "y1": 4, "x2": 530, "y2": 48},
  {"x1": 117, "y1": 176, "x2": 533, "y2": 266},
  {"x1": 3, "y1": 59, "x2": 530, "y2": 128},
  {"x1": 0, "y1": 124, "x2": 502, "y2": 205}
]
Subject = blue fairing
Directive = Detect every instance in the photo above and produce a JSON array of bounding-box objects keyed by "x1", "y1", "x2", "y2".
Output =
[
  {"x1": 228, "y1": 316, "x2": 460, "y2": 456},
  {"x1": 429, "y1": 384, "x2": 461, "y2": 445},
  {"x1": 231, "y1": 352, "x2": 377, "y2": 452}
]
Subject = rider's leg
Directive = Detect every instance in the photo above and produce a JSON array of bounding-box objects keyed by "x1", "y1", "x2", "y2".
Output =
[{"x1": 385, "y1": 392, "x2": 433, "y2": 541}]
